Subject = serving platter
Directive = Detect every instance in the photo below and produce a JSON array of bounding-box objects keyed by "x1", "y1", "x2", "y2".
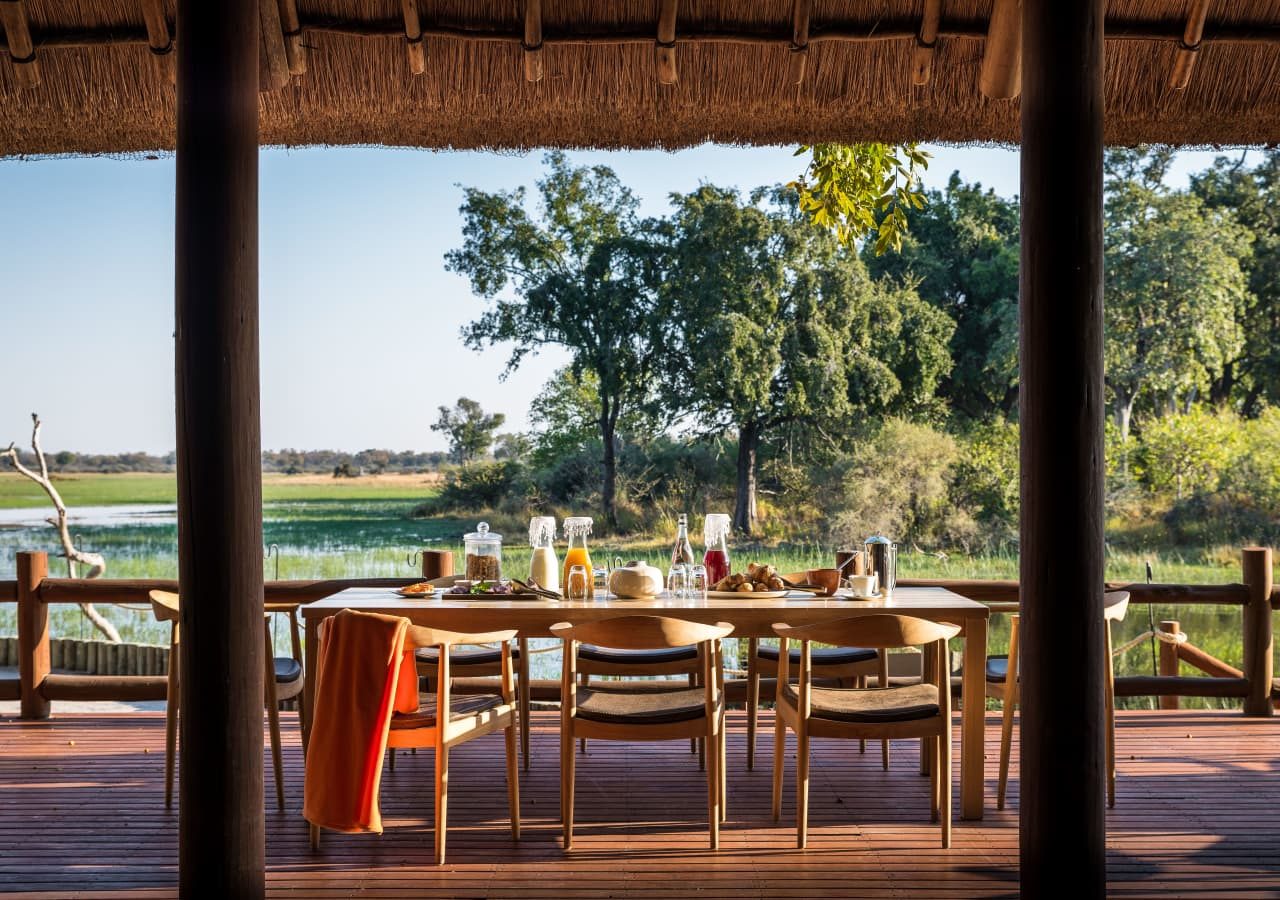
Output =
[{"x1": 706, "y1": 589, "x2": 789, "y2": 600}]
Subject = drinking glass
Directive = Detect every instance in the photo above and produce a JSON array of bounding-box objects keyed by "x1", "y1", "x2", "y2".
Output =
[
  {"x1": 666, "y1": 563, "x2": 687, "y2": 600},
  {"x1": 567, "y1": 565, "x2": 590, "y2": 601},
  {"x1": 593, "y1": 566, "x2": 611, "y2": 599},
  {"x1": 688, "y1": 564, "x2": 709, "y2": 601}
]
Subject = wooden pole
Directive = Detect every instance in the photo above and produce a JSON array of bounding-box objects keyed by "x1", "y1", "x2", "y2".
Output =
[
  {"x1": 523, "y1": 0, "x2": 543, "y2": 82},
  {"x1": 788, "y1": 0, "x2": 811, "y2": 86},
  {"x1": 17, "y1": 550, "x2": 49, "y2": 719},
  {"x1": 175, "y1": 0, "x2": 265, "y2": 895},
  {"x1": 1158, "y1": 621, "x2": 1180, "y2": 710},
  {"x1": 259, "y1": 0, "x2": 290, "y2": 91},
  {"x1": 1242, "y1": 547, "x2": 1274, "y2": 717},
  {"x1": 278, "y1": 0, "x2": 306, "y2": 75},
  {"x1": 399, "y1": 0, "x2": 426, "y2": 76},
  {"x1": 656, "y1": 0, "x2": 678, "y2": 85},
  {"x1": 140, "y1": 0, "x2": 175, "y2": 84},
  {"x1": 979, "y1": 0, "x2": 1020, "y2": 99},
  {"x1": 0, "y1": 0, "x2": 39, "y2": 88},
  {"x1": 1019, "y1": 0, "x2": 1106, "y2": 894},
  {"x1": 911, "y1": 0, "x2": 941, "y2": 86},
  {"x1": 1169, "y1": 0, "x2": 1210, "y2": 91}
]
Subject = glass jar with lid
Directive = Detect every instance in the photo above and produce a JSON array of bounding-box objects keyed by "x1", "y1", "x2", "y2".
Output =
[
  {"x1": 528, "y1": 516, "x2": 559, "y2": 593},
  {"x1": 464, "y1": 521, "x2": 503, "y2": 582}
]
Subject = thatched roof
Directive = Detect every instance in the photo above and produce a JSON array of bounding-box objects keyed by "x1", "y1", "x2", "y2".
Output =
[{"x1": 2, "y1": 1, "x2": 1279, "y2": 157}]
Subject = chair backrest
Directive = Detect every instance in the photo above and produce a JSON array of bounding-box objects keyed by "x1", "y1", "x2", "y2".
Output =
[
  {"x1": 772, "y1": 614, "x2": 960, "y2": 650},
  {"x1": 149, "y1": 589, "x2": 180, "y2": 624},
  {"x1": 550, "y1": 616, "x2": 734, "y2": 650},
  {"x1": 405, "y1": 624, "x2": 517, "y2": 650},
  {"x1": 1103, "y1": 590, "x2": 1130, "y2": 623}
]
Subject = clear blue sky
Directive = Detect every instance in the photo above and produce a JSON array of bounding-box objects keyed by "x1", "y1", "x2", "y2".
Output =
[{"x1": 0, "y1": 143, "x2": 1224, "y2": 455}]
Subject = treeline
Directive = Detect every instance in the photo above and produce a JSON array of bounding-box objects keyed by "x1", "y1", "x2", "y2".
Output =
[
  {"x1": 9, "y1": 448, "x2": 448, "y2": 475},
  {"x1": 430, "y1": 148, "x2": 1280, "y2": 548}
]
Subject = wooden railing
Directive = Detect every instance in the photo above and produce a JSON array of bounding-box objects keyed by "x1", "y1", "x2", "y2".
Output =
[{"x1": 1, "y1": 547, "x2": 1275, "y2": 719}]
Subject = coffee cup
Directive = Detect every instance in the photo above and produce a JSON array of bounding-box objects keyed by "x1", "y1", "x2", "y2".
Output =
[{"x1": 846, "y1": 574, "x2": 878, "y2": 597}]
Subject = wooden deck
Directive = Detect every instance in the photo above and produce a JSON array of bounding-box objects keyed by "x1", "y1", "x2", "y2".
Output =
[{"x1": 1, "y1": 710, "x2": 1277, "y2": 898}]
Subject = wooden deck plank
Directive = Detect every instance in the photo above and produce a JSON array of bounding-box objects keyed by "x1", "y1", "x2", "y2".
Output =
[{"x1": 0, "y1": 710, "x2": 1277, "y2": 898}]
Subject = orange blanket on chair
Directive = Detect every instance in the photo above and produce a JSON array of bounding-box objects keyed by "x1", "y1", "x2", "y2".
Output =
[{"x1": 303, "y1": 608, "x2": 419, "y2": 834}]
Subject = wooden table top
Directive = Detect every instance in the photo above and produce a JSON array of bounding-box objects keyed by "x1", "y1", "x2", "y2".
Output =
[{"x1": 302, "y1": 586, "x2": 987, "y2": 638}]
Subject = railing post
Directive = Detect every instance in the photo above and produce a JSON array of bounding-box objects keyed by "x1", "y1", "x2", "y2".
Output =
[
  {"x1": 1242, "y1": 547, "x2": 1274, "y2": 717},
  {"x1": 17, "y1": 550, "x2": 50, "y2": 719},
  {"x1": 1158, "y1": 621, "x2": 1180, "y2": 710}
]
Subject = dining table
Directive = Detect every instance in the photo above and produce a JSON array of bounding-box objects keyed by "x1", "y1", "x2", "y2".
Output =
[{"x1": 299, "y1": 584, "x2": 990, "y2": 819}]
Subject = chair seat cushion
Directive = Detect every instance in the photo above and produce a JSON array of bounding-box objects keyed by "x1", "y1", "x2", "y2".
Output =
[
  {"x1": 756, "y1": 645, "x2": 878, "y2": 666},
  {"x1": 415, "y1": 646, "x2": 520, "y2": 667},
  {"x1": 390, "y1": 692, "x2": 506, "y2": 730},
  {"x1": 273, "y1": 657, "x2": 302, "y2": 684},
  {"x1": 783, "y1": 682, "x2": 940, "y2": 724},
  {"x1": 986, "y1": 655, "x2": 1015, "y2": 682},
  {"x1": 578, "y1": 644, "x2": 699, "y2": 665},
  {"x1": 575, "y1": 686, "x2": 708, "y2": 726}
]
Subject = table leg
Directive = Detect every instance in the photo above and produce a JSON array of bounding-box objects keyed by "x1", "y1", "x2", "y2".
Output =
[
  {"x1": 961, "y1": 613, "x2": 988, "y2": 820},
  {"x1": 302, "y1": 616, "x2": 318, "y2": 757},
  {"x1": 518, "y1": 636, "x2": 531, "y2": 771}
]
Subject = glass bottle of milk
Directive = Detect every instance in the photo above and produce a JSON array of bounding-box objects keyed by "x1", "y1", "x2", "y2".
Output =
[{"x1": 528, "y1": 516, "x2": 559, "y2": 593}]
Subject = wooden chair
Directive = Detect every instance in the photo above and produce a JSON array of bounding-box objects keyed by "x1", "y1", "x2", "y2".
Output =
[
  {"x1": 988, "y1": 590, "x2": 1130, "y2": 809},
  {"x1": 771, "y1": 614, "x2": 960, "y2": 849},
  {"x1": 415, "y1": 641, "x2": 532, "y2": 770},
  {"x1": 551, "y1": 616, "x2": 734, "y2": 850},
  {"x1": 311, "y1": 624, "x2": 521, "y2": 865},
  {"x1": 745, "y1": 638, "x2": 888, "y2": 771},
  {"x1": 149, "y1": 590, "x2": 303, "y2": 812}
]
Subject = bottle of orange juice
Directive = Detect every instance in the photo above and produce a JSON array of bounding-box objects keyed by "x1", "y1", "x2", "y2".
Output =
[{"x1": 562, "y1": 516, "x2": 594, "y2": 598}]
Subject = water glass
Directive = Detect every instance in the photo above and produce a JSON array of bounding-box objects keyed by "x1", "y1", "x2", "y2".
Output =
[
  {"x1": 666, "y1": 563, "x2": 687, "y2": 600},
  {"x1": 688, "y1": 564, "x2": 709, "y2": 601},
  {"x1": 567, "y1": 565, "x2": 590, "y2": 601},
  {"x1": 593, "y1": 565, "x2": 611, "y2": 599}
]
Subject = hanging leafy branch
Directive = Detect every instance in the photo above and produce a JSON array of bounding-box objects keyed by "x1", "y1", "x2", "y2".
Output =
[{"x1": 790, "y1": 143, "x2": 931, "y2": 254}]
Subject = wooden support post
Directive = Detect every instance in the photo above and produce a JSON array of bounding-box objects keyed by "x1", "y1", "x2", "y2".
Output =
[
  {"x1": 523, "y1": 0, "x2": 543, "y2": 82},
  {"x1": 259, "y1": 0, "x2": 290, "y2": 91},
  {"x1": 1242, "y1": 547, "x2": 1274, "y2": 717},
  {"x1": 979, "y1": 0, "x2": 1021, "y2": 99},
  {"x1": 911, "y1": 0, "x2": 941, "y2": 86},
  {"x1": 788, "y1": 0, "x2": 811, "y2": 86},
  {"x1": 1019, "y1": 0, "x2": 1106, "y2": 895},
  {"x1": 0, "y1": 0, "x2": 39, "y2": 89},
  {"x1": 1169, "y1": 0, "x2": 1210, "y2": 91},
  {"x1": 421, "y1": 550, "x2": 454, "y2": 580},
  {"x1": 175, "y1": 0, "x2": 265, "y2": 895},
  {"x1": 656, "y1": 0, "x2": 678, "y2": 85},
  {"x1": 399, "y1": 0, "x2": 426, "y2": 76},
  {"x1": 17, "y1": 551, "x2": 49, "y2": 719},
  {"x1": 278, "y1": 0, "x2": 306, "y2": 75},
  {"x1": 1158, "y1": 621, "x2": 1180, "y2": 710},
  {"x1": 140, "y1": 0, "x2": 176, "y2": 84}
]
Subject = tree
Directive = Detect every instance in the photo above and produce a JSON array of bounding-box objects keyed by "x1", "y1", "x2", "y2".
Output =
[
  {"x1": 660, "y1": 185, "x2": 952, "y2": 534},
  {"x1": 1103, "y1": 149, "x2": 1250, "y2": 446},
  {"x1": 431, "y1": 397, "x2": 505, "y2": 464},
  {"x1": 446, "y1": 152, "x2": 665, "y2": 529},
  {"x1": 865, "y1": 173, "x2": 1021, "y2": 421}
]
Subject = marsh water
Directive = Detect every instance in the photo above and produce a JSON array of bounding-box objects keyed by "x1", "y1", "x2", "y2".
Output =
[{"x1": 0, "y1": 502, "x2": 1257, "y2": 705}]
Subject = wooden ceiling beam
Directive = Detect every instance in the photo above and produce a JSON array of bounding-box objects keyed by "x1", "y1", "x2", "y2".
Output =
[
  {"x1": 911, "y1": 0, "x2": 941, "y2": 86},
  {"x1": 399, "y1": 0, "x2": 425, "y2": 75},
  {"x1": 523, "y1": 0, "x2": 543, "y2": 82},
  {"x1": 1170, "y1": 0, "x2": 1211, "y2": 90},
  {"x1": 788, "y1": 0, "x2": 810, "y2": 86},
  {"x1": 259, "y1": 0, "x2": 290, "y2": 91},
  {"x1": 0, "y1": 0, "x2": 38, "y2": 88},
  {"x1": 139, "y1": 0, "x2": 174, "y2": 84},
  {"x1": 656, "y1": 0, "x2": 678, "y2": 85},
  {"x1": 279, "y1": 0, "x2": 306, "y2": 76},
  {"x1": 979, "y1": 0, "x2": 1021, "y2": 99}
]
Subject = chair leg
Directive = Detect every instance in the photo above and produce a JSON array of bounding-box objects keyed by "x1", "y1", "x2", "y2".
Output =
[
  {"x1": 1105, "y1": 623, "x2": 1118, "y2": 809},
  {"x1": 719, "y1": 707, "x2": 728, "y2": 823},
  {"x1": 795, "y1": 726, "x2": 810, "y2": 849},
  {"x1": 434, "y1": 744, "x2": 449, "y2": 865},
  {"x1": 998, "y1": 683, "x2": 1017, "y2": 810},
  {"x1": 164, "y1": 638, "x2": 179, "y2": 810},
  {"x1": 771, "y1": 712, "x2": 785, "y2": 823},
  {"x1": 264, "y1": 629, "x2": 285, "y2": 812},
  {"x1": 707, "y1": 717, "x2": 720, "y2": 850},
  {"x1": 940, "y1": 722, "x2": 953, "y2": 849},
  {"x1": 505, "y1": 721, "x2": 521, "y2": 840},
  {"x1": 578, "y1": 672, "x2": 588, "y2": 756},
  {"x1": 389, "y1": 747, "x2": 396, "y2": 771},
  {"x1": 879, "y1": 652, "x2": 891, "y2": 769},
  {"x1": 519, "y1": 639, "x2": 531, "y2": 771},
  {"x1": 930, "y1": 734, "x2": 940, "y2": 823},
  {"x1": 746, "y1": 640, "x2": 759, "y2": 770},
  {"x1": 856, "y1": 675, "x2": 866, "y2": 754},
  {"x1": 562, "y1": 724, "x2": 576, "y2": 850},
  {"x1": 689, "y1": 672, "x2": 699, "y2": 755},
  {"x1": 309, "y1": 822, "x2": 320, "y2": 850}
]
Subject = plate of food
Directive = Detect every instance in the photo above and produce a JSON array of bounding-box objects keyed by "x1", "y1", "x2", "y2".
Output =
[
  {"x1": 395, "y1": 582, "x2": 438, "y2": 598},
  {"x1": 708, "y1": 564, "x2": 789, "y2": 599},
  {"x1": 443, "y1": 580, "x2": 554, "y2": 601}
]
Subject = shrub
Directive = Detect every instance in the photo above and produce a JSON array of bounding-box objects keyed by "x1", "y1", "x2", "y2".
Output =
[{"x1": 1138, "y1": 408, "x2": 1243, "y2": 500}]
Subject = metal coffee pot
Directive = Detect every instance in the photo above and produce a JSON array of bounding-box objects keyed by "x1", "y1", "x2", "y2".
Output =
[{"x1": 864, "y1": 534, "x2": 897, "y2": 597}]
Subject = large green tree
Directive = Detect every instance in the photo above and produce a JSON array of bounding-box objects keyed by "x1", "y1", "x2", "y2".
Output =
[
  {"x1": 445, "y1": 152, "x2": 664, "y2": 528},
  {"x1": 431, "y1": 397, "x2": 505, "y2": 464},
  {"x1": 660, "y1": 185, "x2": 952, "y2": 534},
  {"x1": 1103, "y1": 148, "x2": 1251, "y2": 444},
  {"x1": 864, "y1": 173, "x2": 1020, "y2": 421}
]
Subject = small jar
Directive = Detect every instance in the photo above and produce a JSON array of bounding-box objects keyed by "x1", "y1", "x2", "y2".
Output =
[{"x1": 463, "y1": 521, "x2": 503, "y2": 582}]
